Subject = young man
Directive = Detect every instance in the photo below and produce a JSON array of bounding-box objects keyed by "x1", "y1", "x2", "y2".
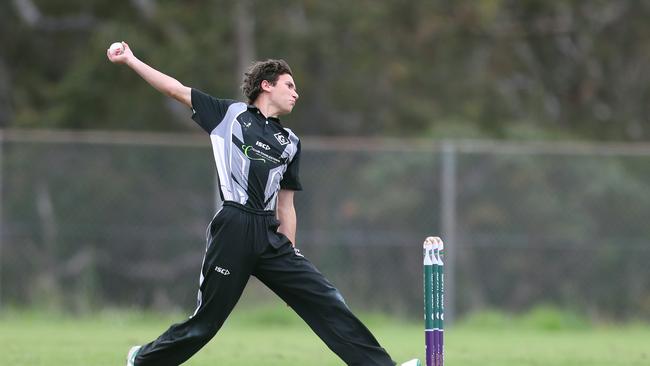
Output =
[{"x1": 107, "y1": 42, "x2": 419, "y2": 366}]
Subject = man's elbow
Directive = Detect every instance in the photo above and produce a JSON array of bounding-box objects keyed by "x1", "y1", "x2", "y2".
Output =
[
  {"x1": 167, "y1": 83, "x2": 191, "y2": 107},
  {"x1": 277, "y1": 205, "x2": 294, "y2": 219},
  {"x1": 277, "y1": 201, "x2": 296, "y2": 219}
]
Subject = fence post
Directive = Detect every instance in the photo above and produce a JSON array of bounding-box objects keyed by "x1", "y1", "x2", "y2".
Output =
[
  {"x1": 0, "y1": 130, "x2": 4, "y2": 310},
  {"x1": 440, "y1": 141, "x2": 457, "y2": 325}
]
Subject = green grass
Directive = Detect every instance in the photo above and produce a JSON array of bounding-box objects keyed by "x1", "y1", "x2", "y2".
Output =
[{"x1": 1, "y1": 305, "x2": 649, "y2": 365}]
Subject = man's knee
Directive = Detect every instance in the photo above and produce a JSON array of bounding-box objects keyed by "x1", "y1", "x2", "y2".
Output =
[{"x1": 331, "y1": 289, "x2": 348, "y2": 306}]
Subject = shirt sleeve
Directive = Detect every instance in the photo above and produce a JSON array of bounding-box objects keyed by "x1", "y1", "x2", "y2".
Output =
[
  {"x1": 280, "y1": 141, "x2": 303, "y2": 191},
  {"x1": 190, "y1": 88, "x2": 236, "y2": 133}
]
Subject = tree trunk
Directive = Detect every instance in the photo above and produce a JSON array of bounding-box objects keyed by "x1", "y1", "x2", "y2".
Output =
[{"x1": 233, "y1": 0, "x2": 256, "y2": 96}]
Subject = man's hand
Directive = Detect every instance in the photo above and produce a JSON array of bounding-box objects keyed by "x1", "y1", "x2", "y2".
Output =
[{"x1": 106, "y1": 41, "x2": 134, "y2": 65}]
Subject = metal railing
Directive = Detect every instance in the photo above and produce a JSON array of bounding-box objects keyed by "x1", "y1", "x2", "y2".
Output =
[{"x1": 2, "y1": 129, "x2": 650, "y2": 322}]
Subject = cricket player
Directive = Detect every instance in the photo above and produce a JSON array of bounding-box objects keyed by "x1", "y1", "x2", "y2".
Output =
[{"x1": 107, "y1": 41, "x2": 419, "y2": 366}]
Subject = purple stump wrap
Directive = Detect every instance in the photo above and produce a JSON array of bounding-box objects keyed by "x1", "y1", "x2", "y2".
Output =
[
  {"x1": 432, "y1": 331, "x2": 440, "y2": 366},
  {"x1": 426, "y1": 330, "x2": 434, "y2": 366},
  {"x1": 439, "y1": 331, "x2": 444, "y2": 366}
]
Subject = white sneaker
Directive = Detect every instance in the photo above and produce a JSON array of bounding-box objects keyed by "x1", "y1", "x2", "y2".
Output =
[
  {"x1": 126, "y1": 345, "x2": 141, "y2": 366},
  {"x1": 400, "y1": 359, "x2": 421, "y2": 366}
]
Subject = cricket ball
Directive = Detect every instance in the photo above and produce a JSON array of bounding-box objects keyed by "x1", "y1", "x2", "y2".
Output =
[{"x1": 109, "y1": 42, "x2": 125, "y2": 55}]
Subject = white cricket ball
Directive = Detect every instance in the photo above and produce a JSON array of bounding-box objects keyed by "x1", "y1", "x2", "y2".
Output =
[{"x1": 109, "y1": 42, "x2": 125, "y2": 55}]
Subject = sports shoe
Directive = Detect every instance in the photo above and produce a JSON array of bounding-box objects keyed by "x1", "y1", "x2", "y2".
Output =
[
  {"x1": 126, "y1": 345, "x2": 141, "y2": 366},
  {"x1": 400, "y1": 359, "x2": 421, "y2": 366}
]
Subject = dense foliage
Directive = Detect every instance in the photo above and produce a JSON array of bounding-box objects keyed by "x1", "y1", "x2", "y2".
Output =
[{"x1": 3, "y1": 0, "x2": 650, "y2": 139}]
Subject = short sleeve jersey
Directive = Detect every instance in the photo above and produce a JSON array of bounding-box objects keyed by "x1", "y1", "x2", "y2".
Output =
[{"x1": 191, "y1": 88, "x2": 302, "y2": 211}]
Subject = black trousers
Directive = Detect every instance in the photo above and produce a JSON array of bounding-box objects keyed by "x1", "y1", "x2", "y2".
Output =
[{"x1": 135, "y1": 201, "x2": 395, "y2": 366}]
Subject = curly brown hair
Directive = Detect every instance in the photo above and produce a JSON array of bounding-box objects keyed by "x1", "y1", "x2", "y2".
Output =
[{"x1": 241, "y1": 59, "x2": 293, "y2": 104}]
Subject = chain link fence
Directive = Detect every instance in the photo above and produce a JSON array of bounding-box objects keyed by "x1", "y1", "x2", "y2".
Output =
[{"x1": 1, "y1": 130, "x2": 649, "y2": 322}]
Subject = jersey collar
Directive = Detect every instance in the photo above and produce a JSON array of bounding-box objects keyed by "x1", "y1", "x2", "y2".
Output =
[{"x1": 247, "y1": 104, "x2": 282, "y2": 125}]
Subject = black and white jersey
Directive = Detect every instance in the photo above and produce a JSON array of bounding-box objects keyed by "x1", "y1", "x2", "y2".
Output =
[{"x1": 190, "y1": 89, "x2": 302, "y2": 211}]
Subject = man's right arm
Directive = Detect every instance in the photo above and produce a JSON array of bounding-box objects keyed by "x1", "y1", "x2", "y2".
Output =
[{"x1": 107, "y1": 42, "x2": 191, "y2": 108}]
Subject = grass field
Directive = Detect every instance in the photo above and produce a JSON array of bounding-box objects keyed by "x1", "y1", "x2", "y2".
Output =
[{"x1": 1, "y1": 305, "x2": 649, "y2": 366}]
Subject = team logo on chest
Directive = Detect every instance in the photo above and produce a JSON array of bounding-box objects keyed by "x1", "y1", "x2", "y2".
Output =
[
  {"x1": 274, "y1": 132, "x2": 290, "y2": 146},
  {"x1": 238, "y1": 115, "x2": 252, "y2": 129}
]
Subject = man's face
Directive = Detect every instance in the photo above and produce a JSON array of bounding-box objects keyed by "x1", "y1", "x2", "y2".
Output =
[{"x1": 264, "y1": 73, "x2": 299, "y2": 115}]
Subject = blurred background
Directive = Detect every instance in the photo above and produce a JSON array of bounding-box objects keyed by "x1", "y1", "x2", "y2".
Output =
[{"x1": 1, "y1": 0, "x2": 650, "y2": 326}]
